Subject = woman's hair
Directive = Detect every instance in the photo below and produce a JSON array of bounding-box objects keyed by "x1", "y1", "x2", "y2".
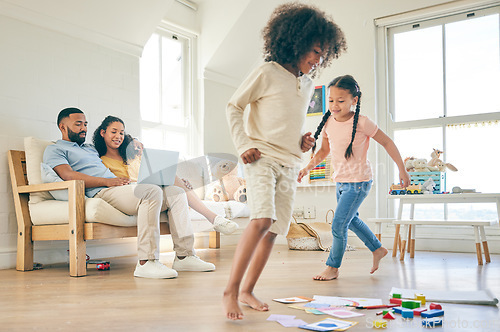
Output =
[
  {"x1": 92, "y1": 115, "x2": 134, "y2": 164},
  {"x1": 312, "y1": 75, "x2": 362, "y2": 159},
  {"x1": 262, "y1": 2, "x2": 347, "y2": 78}
]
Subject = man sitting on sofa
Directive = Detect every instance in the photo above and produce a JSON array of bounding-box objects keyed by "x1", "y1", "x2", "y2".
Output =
[{"x1": 43, "y1": 107, "x2": 215, "y2": 279}]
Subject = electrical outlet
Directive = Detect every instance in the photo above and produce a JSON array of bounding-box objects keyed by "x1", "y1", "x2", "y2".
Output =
[
  {"x1": 304, "y1": 206, "x2": 316, "y2": 219},
  {"x1": 293, "y1": 206, "x2": 304, "y2": 218}
]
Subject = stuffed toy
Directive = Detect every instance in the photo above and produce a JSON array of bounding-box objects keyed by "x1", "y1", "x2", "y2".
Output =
[
  {"x1": 428, "y1": 148, "x2": 458, "y2": 172},
  {"x1": 209, "y1": 160, "x2": 247, "y2": 203},
  {"x1": 404, "y1": 157, "x2": 416, "y2": 172},
  {"x1": 412, "y1": 158, "x2": 432, "y2": 172}
]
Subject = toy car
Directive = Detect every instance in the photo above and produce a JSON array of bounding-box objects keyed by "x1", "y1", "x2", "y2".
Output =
[{"x1": 390, "y1": 184, "x2": 407, "y2": 195}]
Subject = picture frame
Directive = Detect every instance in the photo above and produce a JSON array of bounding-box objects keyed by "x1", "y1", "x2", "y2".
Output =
[{"x1": 307, "y1": 85, "x2": 326, "y2": 116}]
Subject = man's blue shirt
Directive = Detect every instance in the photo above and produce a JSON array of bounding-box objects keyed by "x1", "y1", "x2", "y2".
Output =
[{"x1": 43, "y1": 140, "x2": 116, "y2": 197}]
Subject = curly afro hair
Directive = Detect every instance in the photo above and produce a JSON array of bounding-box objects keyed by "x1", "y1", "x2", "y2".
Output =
[{"x1": 262, "y1": 2, "x2": 347, "y2": 78}]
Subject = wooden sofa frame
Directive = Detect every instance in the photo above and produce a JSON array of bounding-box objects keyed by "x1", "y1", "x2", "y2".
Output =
[{"x1": 8, "y1": 150, "x2": 220, "y2": 277}]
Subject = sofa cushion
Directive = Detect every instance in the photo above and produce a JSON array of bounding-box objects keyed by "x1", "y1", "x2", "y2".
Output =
[
  {"x1": 29, "y1": 197, "x2": 137, "y2": 226},
  {"x1": 24, "y1": 137, "x2": 55, "y2": 204},
  {"x1": 40, "y1": 162, "x2": 69, "y2": 201}
]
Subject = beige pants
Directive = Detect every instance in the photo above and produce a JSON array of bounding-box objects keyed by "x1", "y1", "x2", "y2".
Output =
[{"x1": 95, "y1": 184, "x2": 194, "y2": 260}]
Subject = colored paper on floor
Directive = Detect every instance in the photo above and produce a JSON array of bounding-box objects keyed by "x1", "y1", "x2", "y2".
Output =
[
  {"x1": 312, "y1": 296, "x2": 358, "y2": 307},
  {"x1": 304, "y1": 302, "x2": 332, "y2": 308},
  {"x1": 299, "y1": 318, "x2": 356, "y2": 331},
  {"x1": 317, "y1": 308, "x2": 364, "y2": 319},
  {"x1": 390, "y1": 287, "x2": 499, "y2": 306},
  {"x1": 278, "y1": 318, "x2": 308, "y2": 327},
  {"x1": 273, "y1": 296, "x2": 312, "y2": 304},
  {"x1": 305, "y1": 308, "x2": 328, "y2": 315},
  {"x1": 267, "y1": 314, "x2": 296, "y2": 322}
]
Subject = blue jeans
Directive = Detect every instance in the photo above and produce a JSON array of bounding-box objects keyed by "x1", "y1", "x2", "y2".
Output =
[{"x1": 326, "y1": 181, "x2": 381, "y2": 268}]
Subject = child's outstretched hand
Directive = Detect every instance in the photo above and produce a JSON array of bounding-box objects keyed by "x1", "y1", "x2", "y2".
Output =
[
  {"x1": 399, "y1": 169, "x2": 411, "y2": 188},
  {"x1": 241, "y1": 148, "x2": 261, "y2": 164},
  {"x1": 297, "y1": 168, "x2": 309, "y2": 183},
  {"x1": 301, "y1": 132, "x2": 315, "y2": 152}
]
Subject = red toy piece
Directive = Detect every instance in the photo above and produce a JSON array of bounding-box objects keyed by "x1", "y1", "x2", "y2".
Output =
[
  {"x1": 429, "y1": 303, "x2": 442, "y2": 310},
  {"x1": 383, "y1": 312, "x2": 396, "y2": 320},
  {"x1": 389, "y1": 298, "x2": 402, "y2": 305},
  {"x1": 413, "y1": 307, "x2": 428, "y2": 316}
]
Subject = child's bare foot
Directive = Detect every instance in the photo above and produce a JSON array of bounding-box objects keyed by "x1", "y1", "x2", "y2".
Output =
[
  {"x1": 371, "y1": 247, "x2": 388, "y2": 274},
  {"x1": 313, "y1": 266, "x2": 339, "y2": 280},
  {"x1": 239, "y1": 291, "x2": 269, "y2": 311},
  {"x1": 223, "y1": 291, "x2": 244, "y2": 320}
]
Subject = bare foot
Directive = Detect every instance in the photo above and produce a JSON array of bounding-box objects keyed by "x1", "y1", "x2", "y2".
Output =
[
  {"x1": 313, "y1": 266, "x2": 339, "y2": 281},
  {"x1": 371, "y1": 247, "x2": 388, "y2": 274},
  {"x1": 223, "y1": 291, "x2": 244, "y2": 320},
  {"x1": 239, "y1": 291, "x2": 269, "y2": 311}
]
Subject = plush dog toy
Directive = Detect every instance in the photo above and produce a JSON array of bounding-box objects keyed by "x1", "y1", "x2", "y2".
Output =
[{"x1": 210, "y1": 160, "x2": 247, "y2": 203}]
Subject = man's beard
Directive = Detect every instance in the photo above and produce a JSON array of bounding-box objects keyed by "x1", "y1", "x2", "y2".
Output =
[{"x1": 68, "y1": 128, "x2": 86, "y2": 145}]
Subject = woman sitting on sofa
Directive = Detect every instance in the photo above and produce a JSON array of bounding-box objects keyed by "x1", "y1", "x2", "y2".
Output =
[{"x1": 92, "y1": 115, "x2": 238, "y2": 235}]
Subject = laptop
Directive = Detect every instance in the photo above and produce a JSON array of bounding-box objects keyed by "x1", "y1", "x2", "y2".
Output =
[{"x1": 137, "y1": 148, "x2": 179, "y2": 186}]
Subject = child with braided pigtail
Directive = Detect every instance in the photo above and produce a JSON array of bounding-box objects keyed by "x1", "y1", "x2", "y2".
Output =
[{"x1": 298, "y1": 75, "x2": 410, "y2": 281}]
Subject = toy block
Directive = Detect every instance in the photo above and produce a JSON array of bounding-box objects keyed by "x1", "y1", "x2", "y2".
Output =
[
  {"x1": 392, "y1": 293, "x2": 402, "y2": 299},
  {"x1": 415, "y1": 293, "x2": 426, "y2": 305},
  {"x1": 389, "y1": 298, "x2": 402, "y2": 305},
  {"x1": 402, "y1": 300, "x2": 420, "y2": 309},
  {"x1": 422, "y1": 318, "x2": 443, "y2": 328},
  {"x1": 392, "y1": 307, "x2": 403, "y2": 314},
  {"x1": 372, "y1": 320, "x2": 387, "y2": 328},
  {"x1": 401, "y1": 309, "x2": 414, "y2": 319},
  {"x1": 382, "y1": 309, "x2": 393, "y2": 315},
  {"x1": 413, "y1": 307, "x2": 428, "y2": 316},
  {"x1": 429, "y1": 303, "x2": 442, "y2": 310},
  {"x1": 383, "y1": 312, "x2": 396, "y2": 320},
  {"x1": 421, "y1": 309, "x2": 444, "y2": 318}
]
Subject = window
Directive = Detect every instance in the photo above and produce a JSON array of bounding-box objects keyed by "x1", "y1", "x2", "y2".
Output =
[
  {"x1": 140, "y1": 27, "x2": 199, "y2": 156},
  {"x1": 380, "y1": 5, "x2": 500, "y2": 220}
]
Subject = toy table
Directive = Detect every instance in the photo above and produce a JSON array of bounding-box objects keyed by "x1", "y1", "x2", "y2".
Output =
[{"x1": 388, "y1": 193, "x2": 500, "y2": 264}]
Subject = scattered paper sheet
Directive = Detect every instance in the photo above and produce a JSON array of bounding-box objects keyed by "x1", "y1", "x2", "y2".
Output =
[
  {"x1": 273, "y1": 296, "x2": 312, "y2": 304},
  {"x1": 313, "y1": 295, "x2": 382, "y2": 307},
  {"x1": 317, "y1": 308, "x2": 364, "y2": 319},
  {"x1": 267, "y1": 314, "x2": 296, "y2": 322},
  {"x1": 299, "y1": 318, "x2": 357, "y2": 331},
  {"x1": 277, "y1": 318, "x2": 308, "y2": 327}
]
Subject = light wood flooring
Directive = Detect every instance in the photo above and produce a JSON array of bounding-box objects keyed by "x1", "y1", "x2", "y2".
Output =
[{"x1": 1, "y1": 244, "x2": 499, "y2": 331}]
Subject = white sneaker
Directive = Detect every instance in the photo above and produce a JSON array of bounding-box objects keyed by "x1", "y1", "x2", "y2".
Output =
[
  {"x1": 213, "y1": 215, "x2": 239, "y2": 235},
  {"x1": 172, "y1": 255, "x2": 216, "y2": 272},
  {"x1": 133, "y1": 260, "x2": 178, "y2": 279}
]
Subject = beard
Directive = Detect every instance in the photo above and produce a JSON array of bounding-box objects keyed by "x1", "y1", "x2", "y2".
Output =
[{"x1": 68, "y1": 128, "x2": 86, "y2": 145}]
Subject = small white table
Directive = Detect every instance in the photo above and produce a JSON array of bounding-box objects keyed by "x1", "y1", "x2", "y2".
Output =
[{"x1": 388, "y1": 193, "x2": 500, "y2": 264}]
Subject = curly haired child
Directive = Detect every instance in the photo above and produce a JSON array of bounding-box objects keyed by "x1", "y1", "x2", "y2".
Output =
[
  {"x1": 298, "y1": 75, "x2": 410, "y2": 281},
  {"x1": 223, "y1": 2, "x2": 347, "y2": 320}
]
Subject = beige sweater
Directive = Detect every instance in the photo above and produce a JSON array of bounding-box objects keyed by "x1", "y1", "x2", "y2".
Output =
[{"x1": 226, "y1": 62, "x2": 314, "y2": 167}]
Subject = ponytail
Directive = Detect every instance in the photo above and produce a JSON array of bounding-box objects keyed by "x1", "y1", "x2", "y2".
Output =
[{"x1": 311, "y1": 110, "x2": 331, "y2": 153}]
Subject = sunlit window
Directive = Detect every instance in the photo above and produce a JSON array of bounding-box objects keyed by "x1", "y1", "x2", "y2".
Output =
[
  {"x1": 387, "y1": 7, "x2": 500, "y2": 220},
  {"x1": 140, "y1": 29, "x2": 193, "y2": 156}
]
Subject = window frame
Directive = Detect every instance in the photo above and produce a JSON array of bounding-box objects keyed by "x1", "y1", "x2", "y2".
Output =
[
  {"x1": 375, "y1": 2, "x2": 500, "y2": 219},
  {"x1": 140, "y1": 23, "x2": 202, "y2": 157}
]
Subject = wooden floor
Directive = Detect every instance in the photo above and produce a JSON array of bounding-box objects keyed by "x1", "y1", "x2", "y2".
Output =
[{"x1": 1, "y1": 244, "x2": 499, "y2": 331}]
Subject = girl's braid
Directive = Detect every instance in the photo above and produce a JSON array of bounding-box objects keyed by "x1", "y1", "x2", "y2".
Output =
[{"x1": 311, "y1": 110, "x2": 331, "y2": 153}]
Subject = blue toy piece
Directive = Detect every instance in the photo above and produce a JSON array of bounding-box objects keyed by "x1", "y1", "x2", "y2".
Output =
[
  {"x1": 421, "y1": 309, "x2": 444, "y2": 318},
  {"x1": 401, "y1": 309, "x2": 414, "y2": 319},
  {"x1": 422, "y1": 318, "x2": 443, "y2": 328},
  {"x1": 392, "y1": 306, "x2": 404, "y2": 314}
]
